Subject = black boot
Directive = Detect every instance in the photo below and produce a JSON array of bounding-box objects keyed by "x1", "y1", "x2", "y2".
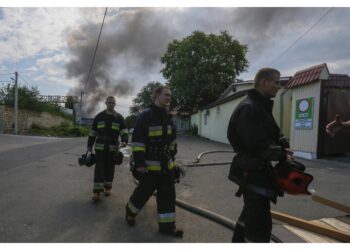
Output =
[
  {"x1": 159, "y1": 228, "x2": 184, "y2": 238},
  {"x1": 232, "y1": 223, "x2": 245, "y2": 242},
  {"x1": 125, "y1": 204, "x2": 135, "y2": 227}
]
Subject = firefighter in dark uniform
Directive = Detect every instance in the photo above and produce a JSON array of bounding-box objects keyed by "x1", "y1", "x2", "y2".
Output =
[
  {"x1": 227, "y1": 68, "x2": 293, "y2": 242},
  {"x1": 125, "y1": 85, "x2": 183, "y2": 237},
  {"x1": 87, "y1": 96, "x2": 128, "y2": 201}
]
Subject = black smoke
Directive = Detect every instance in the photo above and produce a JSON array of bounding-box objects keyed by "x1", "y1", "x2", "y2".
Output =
[
  {"x1": 65, "y1": 8, "x2": 174, "y2": 115},
  {"x1": 65, "y1": 7, "x2": 328, "y2": 115}
]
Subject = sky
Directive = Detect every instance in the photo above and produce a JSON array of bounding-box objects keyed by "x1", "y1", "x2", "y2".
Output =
[{"x1": 1, "y1": 1, "x2": 350, "y2": 117}]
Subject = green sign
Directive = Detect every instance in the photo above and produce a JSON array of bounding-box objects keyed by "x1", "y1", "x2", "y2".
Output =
[{"x1": 295, "y1": 97, "x2": 314, "y2": 129}]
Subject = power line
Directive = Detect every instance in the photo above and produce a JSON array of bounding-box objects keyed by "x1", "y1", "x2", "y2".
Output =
[
  {"x1": 79, "y1": 7, "x2": 108, "y2": 123},
  {"x1": 84, "y1": 7, "x2": 108, "y2": 88},
  {"x1": 0, "y1": 72, "x2": 14, "y2": 76},
  {"x1": 18, "y1": 74, "x2": 32, "y2": 86},
  {"x1": 271, "y1": 8, "x2": 334, "y2": 65}
]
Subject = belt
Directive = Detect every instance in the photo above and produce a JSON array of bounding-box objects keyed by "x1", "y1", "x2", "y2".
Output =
[{"x1": 230, "y1": 175, "x2": 276, "y2": 199}]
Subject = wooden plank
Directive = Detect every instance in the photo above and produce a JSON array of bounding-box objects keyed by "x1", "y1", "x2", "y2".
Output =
[
  {"x1": 282, "y1": 224, "x2": 339, "y2": 243},
  {"x1": 312, "y1": 194, "x2": 350, "y2": 214},
  {"x1": 319, "y1": 218, "x2": 350, "y2": 232},
  {"x1": 271, "y1": 210, "x2": 350, "y2": 242},
  {"x1": 336, "y1": 215, "x2": 350, "y2": 225}
]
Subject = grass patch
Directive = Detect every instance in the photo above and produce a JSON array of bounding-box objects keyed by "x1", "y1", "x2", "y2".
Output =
[{"x1": 28, "y1": 123, "x2": 90, "y2": 137}]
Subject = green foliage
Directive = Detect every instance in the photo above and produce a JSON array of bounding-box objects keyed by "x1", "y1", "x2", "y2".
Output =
[
  {"x1": 64, "y1": 96, "x2": 75, "y2": 109},
  {"x1": 28, "y1": 123, "x2": 89, "y2": 137},
  {"x1": 161, "y1": 31, "x2": 249, "y2": 112},
  {"x1": 0, "y1": 83, "x2": 73, "y2": 121},
  {"x1": 129, "y1": 81, "x2": 162, "y2": 116},
  {"x1": 129, "y1": 81, "x2": 178, "y2": 116}
]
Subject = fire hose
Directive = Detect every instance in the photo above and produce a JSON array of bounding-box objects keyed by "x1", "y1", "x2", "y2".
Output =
[
  {"x1": 185, "y1": 150, "x2": 350, "y2": 242},
  {"x1": 129, "y1": 149, "x2": 350, "y2": 242},
  {"x1": 132, "y1": 178, "x2": 282, "y2": 243}
]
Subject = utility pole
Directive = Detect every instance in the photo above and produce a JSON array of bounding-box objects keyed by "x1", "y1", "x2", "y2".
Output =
[
  {"x1": 80, "y1": 91, "x2": 83, "y2": 126},
  {"x1": 81, "y1": 8, "x2": 107, "y2": 127},
  {"x1": 14, "y1": 71, "x2": 18, "y2": 134}
]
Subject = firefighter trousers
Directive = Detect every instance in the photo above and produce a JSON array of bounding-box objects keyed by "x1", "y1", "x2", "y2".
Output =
[
  {"x1": 126, "y1": 172, "x2": 176, "y2": 232},
  {"x1": 93, "y1": 151, "x2": 115, "y2": 193},
  {"x1": 232, "y1": 189, "x2": 272, "y2": 243}
]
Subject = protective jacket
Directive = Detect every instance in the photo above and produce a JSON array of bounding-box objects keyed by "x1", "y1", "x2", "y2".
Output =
[
  {"x1": 88, "y1": 110, "x2": 128, "y2": 193},
  {"x1": 127, "y1": 104, "x2": 178, "y2": 233},
  {"x1": 131, "y1": 104, "x2": 177, "y2": 173},
  {"x1": 88, "y1": 110, "x2": 128, "y2": 152},
  {"x1": 227, "y1": 89, "x2": 289, "y2": 200}
]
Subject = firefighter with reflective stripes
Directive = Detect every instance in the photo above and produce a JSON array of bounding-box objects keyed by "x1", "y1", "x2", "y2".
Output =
[
  {"x1": 87, "y1": 96, "x2": 128, "y2": 201},
  {"x1": 125, "y1": 85, "x2": 183, "y2": 237},
  {"x1": 227, "y1": 68, "x2": 293, "y2": 243}
]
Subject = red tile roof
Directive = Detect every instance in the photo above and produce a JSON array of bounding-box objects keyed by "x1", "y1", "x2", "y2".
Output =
[
  {"x1": 327, "y1": 74, "x2": 350, "y2": 89},
  {"x1": 286, "y1": 63, "x2": 328, "y2": 89}
]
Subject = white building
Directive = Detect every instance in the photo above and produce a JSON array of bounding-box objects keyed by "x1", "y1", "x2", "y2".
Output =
[{"x1": 191, "y1": 63, "x2": 350, "y2": 159}]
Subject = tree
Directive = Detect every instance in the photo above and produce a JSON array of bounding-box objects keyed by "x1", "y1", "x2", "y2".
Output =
[
  {"x1": 0, "y1": 83, "x2": 41, "y2": 110},
  {"x1": 161, "y1": 31, "x2": 249, "y2": 112},
  {"x1": 129, "y1": 81, "x2": 163, "y2": 116},
  {"x1": 65, "y1": 96, "x2": 76, "y2": 109},
  {"x1": 0, "y1": 83, "x2": 73, "y2": 120}
]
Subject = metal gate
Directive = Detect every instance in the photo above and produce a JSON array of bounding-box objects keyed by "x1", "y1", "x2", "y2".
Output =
[{"x1": 318, "y1": 87, "x2": 350, "y2": 155}]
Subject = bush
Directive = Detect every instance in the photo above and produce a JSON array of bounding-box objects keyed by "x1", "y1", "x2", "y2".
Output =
[
  {"x1": 31, "y1": 123, "x2": 44, "y2": 130},
  {"x1": 28, "y1": 124, "x2": 90, "y2": 137},
  {"x1": 0, "y1": 84, "x2": 74, "y2": 122}
]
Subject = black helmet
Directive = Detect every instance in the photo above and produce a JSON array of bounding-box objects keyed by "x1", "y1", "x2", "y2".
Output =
[
  {"x1": 114, "y1": 151, "x2": 124, "y2": 165},
  {"x1": 78, "y1": 151, "x2": 96, "y2": 167}
]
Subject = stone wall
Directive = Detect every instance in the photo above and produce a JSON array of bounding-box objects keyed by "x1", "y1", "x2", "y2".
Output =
[
  {"x1": 0, "y1": 105, "x2": 73, "y2": 134},
  {"x1": 0, "y1": 106, "x2": 4, "y2": 133}
]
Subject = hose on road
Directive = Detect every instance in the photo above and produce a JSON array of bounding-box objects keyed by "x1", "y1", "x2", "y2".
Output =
[{"x1": 132, "y1": 178, "x2": 282, "y2": 243}]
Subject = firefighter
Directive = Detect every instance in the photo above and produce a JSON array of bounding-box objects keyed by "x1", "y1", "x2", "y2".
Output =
[
  {"x1": 125, "y1": 85, "x2": 183, "y2": 237},
  {"x1": 87, "y1": 96, "x2": 128, "y2": 201},
  {"x1": 227, "y1": 68, "x2": 293, "y2": 242}
]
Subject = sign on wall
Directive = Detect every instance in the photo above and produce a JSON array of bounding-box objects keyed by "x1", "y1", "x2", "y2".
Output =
[{"x1": 295, "y1": 97, "x2": 314, "y2": 129}]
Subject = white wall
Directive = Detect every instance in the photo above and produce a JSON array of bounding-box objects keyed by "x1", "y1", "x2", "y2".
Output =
[
  {"x1": 200, "y1": 96, "x2": 246, "y2": 144},
  {"x1": 190, "y1": 86, "x2": 293, "y2": 145}
]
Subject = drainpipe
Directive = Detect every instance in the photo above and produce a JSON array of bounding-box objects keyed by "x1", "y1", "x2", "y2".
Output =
[{"x1": 279, "y1": 88, "x2": 289, "y2": 132}]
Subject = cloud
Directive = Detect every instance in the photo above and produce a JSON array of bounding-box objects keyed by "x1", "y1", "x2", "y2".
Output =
[
  {"x1": 36, "y1": 52, "x2": 70, "y2": 75},
  {"x1": 65, "y1": 7, "x2": 336, "y2": 115},
  {"x1": 65, "y1": 8, "x2": 179, "y2": 115},
  {"x1": 2, "y1": 7, "x2": 350, "y2": 117},
  {"x1": 24, "y1": 66, "x2": 39, "y2": 72}
]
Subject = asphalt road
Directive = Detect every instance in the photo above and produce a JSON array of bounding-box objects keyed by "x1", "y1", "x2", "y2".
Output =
[{"x1": 0, "y1": 134, "x2": 349, "y2": 243}]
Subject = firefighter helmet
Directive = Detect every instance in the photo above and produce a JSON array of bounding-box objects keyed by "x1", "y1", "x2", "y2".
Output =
[
  {"x1": 275, "y1": 160, "x2": 313, "y2": 195},
  {"x1": 78, "y1": 151, "x2": 96, "y2": 167},
  {"x1": 114, "y1": 151, "x2": 124, "y2": 165}
]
